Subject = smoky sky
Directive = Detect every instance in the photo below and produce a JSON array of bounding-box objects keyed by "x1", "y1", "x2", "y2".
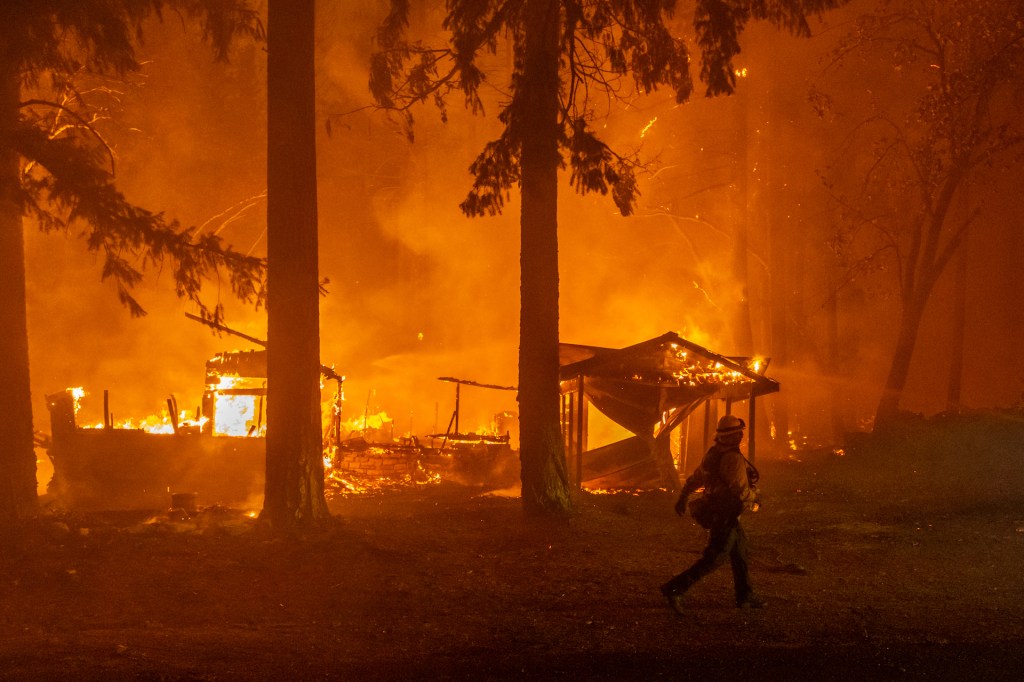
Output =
[{"x1": 24, "y1": 0, "x2": 1024, "y2": 448}]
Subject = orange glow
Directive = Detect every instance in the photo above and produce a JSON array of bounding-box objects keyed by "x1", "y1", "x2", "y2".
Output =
[
  {"x1": 206, "y1": 367, "x2": 266, "y2": 437},
  {"x1": 70, "y1": 387, "x2": 209, "y2": 434},
  {"x1": 212, "y1": 393, "x2": 261, "y2": 436}
]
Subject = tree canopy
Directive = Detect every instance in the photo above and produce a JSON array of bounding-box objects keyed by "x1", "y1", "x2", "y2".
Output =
[
  {"x1": 371, "y1": 1, "x2": 845, "y2": 217},
  {"x1": 2, "y1": 0, "x2": 266, "y2": 320}
]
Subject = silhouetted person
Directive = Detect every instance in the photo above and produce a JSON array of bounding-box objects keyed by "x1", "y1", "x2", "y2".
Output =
[{"x1": 662, "y1": 414, "x2": 763, "y2": 612}]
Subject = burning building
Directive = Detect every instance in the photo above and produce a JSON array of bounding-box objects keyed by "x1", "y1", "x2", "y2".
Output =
[
  {"x1": 44, "y1": 342, "x2": 518, "y2": 509},
  {"x1": 45, "y1": 349, "x2": 271, "y2": 511}
]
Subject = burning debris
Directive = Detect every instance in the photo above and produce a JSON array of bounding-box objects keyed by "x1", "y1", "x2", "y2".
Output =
[
  {"x1": 39, "y1": 328, "x2": 778, "y2": 511},
  {"x1": 319, "y1": 375, "x2": 519, "y2": 495},
  {"x1": 428, "y1": 376, "x2": 518, "y2": 449}
]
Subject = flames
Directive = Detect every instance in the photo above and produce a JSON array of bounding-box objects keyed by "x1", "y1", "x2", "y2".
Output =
[
  {"x1": 211, "y1": 393, "x2": 261, "y2": 436},
  {"x1": 65, "y1": 382, "x2": 269, "y2": 438},
  {"x1": 667, "y1": 358, "x2": 749, "y2": 387},
  {"x1": 69, "y1": 387, "x2": 208, "y2": 434},
  {"x1": 206, "y1": 373, "x2": 267, "y2": 437},
  {"x1": 325, "y1": 468, "x2": 442, "y2": 499}
]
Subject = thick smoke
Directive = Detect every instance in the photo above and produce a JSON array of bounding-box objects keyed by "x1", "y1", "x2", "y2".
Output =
[{"x1": 24, "y1": 2, "x2": 1024, "y2": 469}]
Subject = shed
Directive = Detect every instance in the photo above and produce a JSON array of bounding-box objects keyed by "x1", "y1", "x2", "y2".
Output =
[{"x1": 559, "y1": 331, "x2": 779, "y2": 491}]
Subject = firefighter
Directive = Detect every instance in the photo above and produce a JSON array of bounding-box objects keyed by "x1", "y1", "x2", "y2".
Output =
[{"x1": 662, "y1": 414, "x2": 764, "y2": 613}]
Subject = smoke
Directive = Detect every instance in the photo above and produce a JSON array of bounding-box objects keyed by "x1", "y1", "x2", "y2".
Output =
[{"x1": 23, "y1": 3, "x2": 1024, "y2": 467}]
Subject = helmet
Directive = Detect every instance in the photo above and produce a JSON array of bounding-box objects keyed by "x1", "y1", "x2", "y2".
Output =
[{"x1": 716, "y1": 414, "x2": 745, "y2": 434}]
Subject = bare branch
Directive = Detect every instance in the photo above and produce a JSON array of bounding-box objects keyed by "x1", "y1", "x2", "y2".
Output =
[{"x1": 20, "y1": 97, "x2": 116, "y2": 174}]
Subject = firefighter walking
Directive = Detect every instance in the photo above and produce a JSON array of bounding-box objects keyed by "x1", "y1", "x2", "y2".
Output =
[{"x1": 662, "y1": 414, "x2": 764, "y2": 612}]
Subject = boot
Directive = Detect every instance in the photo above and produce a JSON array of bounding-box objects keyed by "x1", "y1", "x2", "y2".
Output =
[
  {"x1": 660, "y1": 583, "x2": 687, "y2": 616},
  {"x1": 736, "y1": 592, "x2": 765, "y2": 609}
]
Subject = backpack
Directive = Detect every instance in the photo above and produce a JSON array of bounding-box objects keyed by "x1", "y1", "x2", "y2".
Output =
[{"x1": 687, "y1": 446, "x2": 759, "y2": 528}]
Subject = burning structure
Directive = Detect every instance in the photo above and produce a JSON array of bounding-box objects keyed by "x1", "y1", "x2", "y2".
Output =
[
  {"x1": 44, "y1": 340, "x2": 518, "y2": 508},
  {"x1": 201, "y1": 350, "x2": 268, "y2": 437},
  {"x1": 45, "y1": 349, "x2": 271, "y2": 510},
  {"x1": 42, "y1": 325, "x2": 775, "y2": 508},
  {"x1": 559, "y1": 331, "x2": 779, "y2": 490}
]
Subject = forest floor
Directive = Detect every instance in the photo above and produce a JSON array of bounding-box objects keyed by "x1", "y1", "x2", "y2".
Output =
[{"x1": 2, "y1": 410, "x2": 1024, "y2": 680}]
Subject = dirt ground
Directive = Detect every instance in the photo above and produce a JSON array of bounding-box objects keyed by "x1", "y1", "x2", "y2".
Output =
[{"x1": 3, "y1": 411, "x2": 1024, "y2": 681}]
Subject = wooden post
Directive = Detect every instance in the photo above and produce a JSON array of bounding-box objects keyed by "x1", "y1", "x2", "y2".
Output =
[
  {"x1": 454, "y1": 383, "x2": 461, "y2": 435},
  {"x1": 703, "y1": 399, "x2": 711, "y2": 449},
  {"x1": 748, "y1": 387, "x2": 757, "y2": 464},
  {"x1": 575, "y1": 375, "x2": 585, "y2": 488},
  {"x1": 103, "y1": 389, "x2": 111, "y2": 429},
  {"x1": 560, "y1": 392, "x2": 569, "y2": 451},
  {"x1": 167, "y1": 398, "x2": 179, "y2": 434},
  {"x1": 681, "y1": 413, "x2": 691, "y2": 475}
]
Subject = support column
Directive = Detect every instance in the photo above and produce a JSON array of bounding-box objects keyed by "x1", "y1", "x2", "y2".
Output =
[
  {"x1": 575, "y1": 375, "x2": 585, "y2": 488},
  {"x1": 748, "y1": 389, "x2": 757, "y2": 464}
]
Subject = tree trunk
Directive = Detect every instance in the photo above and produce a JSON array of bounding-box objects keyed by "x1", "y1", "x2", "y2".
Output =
[
  {"x1": 262, "y1": 0, "x2": 330, "y2": 527},
  {"x1": 824, "y1": 266, "x2": 845, "y2": 442},
  {"x1": 876, "y1": 176, "x2": 966, "y2": 430},
  {"x1": 765, "y1": 107, "x2": 789, "y2": 451},
  {"x1": 0, "y1": 63, "x2": 38, "y2": 527},
  {"x1": 767, "y1": 212, "x2": 790, "y2": 449},
  {"x1": 517, "y1": 0, "x2": 570, "y2": 516},
  {"x1": 946, "y1": 230, "x2": 968, "y2": 413},
  {"x1": 875, "y1": 297, "x2": 927, "y2": 428}
]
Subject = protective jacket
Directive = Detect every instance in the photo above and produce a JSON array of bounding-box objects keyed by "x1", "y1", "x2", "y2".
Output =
[{"x1": 678, "y1": 442, "x2": 759, "y2": 517}]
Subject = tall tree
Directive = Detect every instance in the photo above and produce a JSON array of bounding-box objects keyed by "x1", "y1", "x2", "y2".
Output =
[
  {"x1": 262, "y1": 0, "x2": 331, "y2": 527},
  {"x1": 371, "y1": 0, "x2": 844, "y2": 515},
  {"x1": 517, "y1": 0, "x2": 568, "y2": 514},
  {"x1": 0, "y1": 1, "x2": 264, "y2": 527},
  {"x1": 822, "y1": 0, "x2": 1024, "y2": 428}
]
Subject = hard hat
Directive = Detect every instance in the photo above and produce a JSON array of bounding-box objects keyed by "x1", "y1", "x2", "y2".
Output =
[{"x1": 716, "y1": 414, "x2": 745, "y2": 434}]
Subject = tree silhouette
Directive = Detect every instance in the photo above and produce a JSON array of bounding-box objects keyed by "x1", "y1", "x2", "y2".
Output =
[
  {"x1": 822, "y1": 0, "x2": 1024, "y2": 428},
  {"x1": 371, "y1": 0, "x2": 844, "y2": 515},
  {"x1": 0, "y1": 1, "x2": 263, "y2": 527}
]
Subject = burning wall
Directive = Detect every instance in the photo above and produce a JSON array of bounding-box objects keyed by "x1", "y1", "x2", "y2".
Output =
[{"x1": 46, "y1": 390, "x2": 264, "y2": 511}]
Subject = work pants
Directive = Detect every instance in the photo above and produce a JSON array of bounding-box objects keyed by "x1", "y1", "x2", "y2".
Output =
[{"x1": 665, "y1": 517, "x2": 752, "y2": 604}]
